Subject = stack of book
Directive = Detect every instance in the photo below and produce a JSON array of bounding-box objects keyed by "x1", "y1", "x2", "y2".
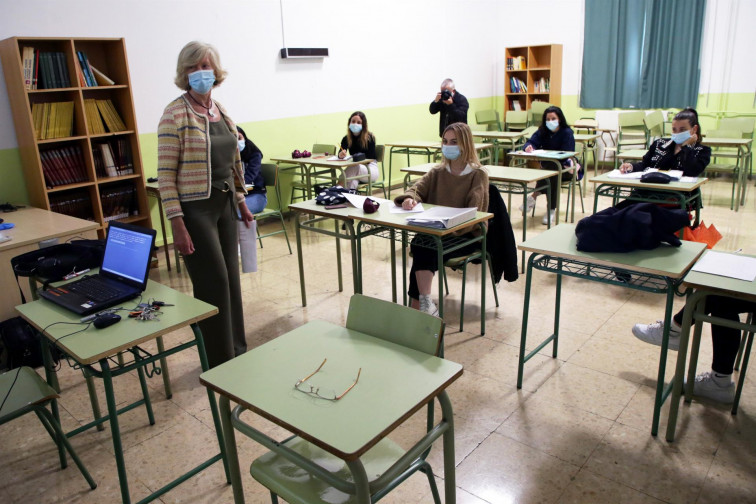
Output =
[
  {"x1": 40, "y1": 145, "x2": 88, "y2": 188},
  {"x1": 49, "y1": 190, "x2": 94, "y2": 221},
  {"x1": 533, "y1": 77, "x2": 550, "y2": 93},
  {"x1": 509, "y1": 76, "x2": 527, "y2": 93},
  {"x1": 84, "y1": 98, "x2": 127, "y2": 134},
  {"x1": 31, "y1": 101, "x2": 75, "y2": 140},
  {"x1": 505, "y1": 56, "x2": 526, "y2": 71},
  {"x1": 100, "y1": 183, "x2": 137, "y2": 221},
  {"x1": 92, "y1": 138, "x2": 134, "y2": 178},
  {"x1": 76, "y1": 51, "x2": 115, "y2": 87},
  {"x1": 22, "y1": 47, "x2": 71, "y2": 90}
]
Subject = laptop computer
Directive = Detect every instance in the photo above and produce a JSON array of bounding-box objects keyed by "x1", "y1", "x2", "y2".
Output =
[{"x1": 39, "y1": 221, "x2": 157, "y2": 315}]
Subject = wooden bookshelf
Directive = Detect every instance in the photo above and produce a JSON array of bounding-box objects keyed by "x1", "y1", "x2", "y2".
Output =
[
  {"x1": 504, "y1": 44, "x2": 563, "y2": 114},
  {"x1": 0, "y1": 37, "x2": 150, "y2": 237}
]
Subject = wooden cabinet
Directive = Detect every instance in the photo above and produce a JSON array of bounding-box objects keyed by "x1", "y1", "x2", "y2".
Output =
[
  {"x1": 0, "y1": 37, "x2": 150, "y2": 237},
  {"x1": 504, "y1": 44, "x2": 563, "y2": 113}
]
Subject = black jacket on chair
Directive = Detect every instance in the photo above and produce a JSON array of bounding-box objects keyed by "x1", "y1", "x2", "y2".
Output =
[
  {"x1": 575, "y1": 203, "x2": 690, "y2": 253},
  {"x1": 485, "y1": 185, "x2": 519, "y2": 283}
]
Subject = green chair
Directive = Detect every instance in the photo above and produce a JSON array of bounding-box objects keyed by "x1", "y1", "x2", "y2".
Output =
[
  {"x1": 357, "y1": 145, "x2": 386, "y2": 198},
  {"x1": 255, "y1": 163, "x2": 292, "y2": 254},
  {"x1": 475, "y1": 109, "x2": 502, "y2": 131},
  {"x1": 614, "y1": 111, "x2": 648, "y2": 170},
  {"x1": 505, "y1": 110, "x2": 528, "y2": 131},
  {"x1": 443, "y1": 252, "x2": 499, "y2": 331},
  {"x1": 244, "y1": 294, "x2": 446, "y2": 504},
  {"x1": 528, "y1": 101, "x2": 552, "y2": 127},
  {"x1": 290, "y1": 143, "x2": 337, "y2": 203},
  {"x1": 704, "y1": 129, "x2": 741, "y2": 210},
  {"x1": 718, "y1": 117, "x2": 755, "y2": 179},
  {"x1": 644, "y1": 110, "x2": 665, "y2": 146},
  {"x1": 0, "y1": 367, "x2": 97, "y2": 491}
]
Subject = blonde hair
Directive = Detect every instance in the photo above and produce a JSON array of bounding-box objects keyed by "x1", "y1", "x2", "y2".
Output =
[
  {"x1": 174, "y1": 41, "x2": 228, "y2": 91},
  {"x1": 440, "y1": 122, "x2": 481, "y2": 168}
]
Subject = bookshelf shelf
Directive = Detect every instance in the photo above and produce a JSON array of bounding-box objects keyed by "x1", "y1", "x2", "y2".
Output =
[
  {"x1": 0, "y1": 36, "x2": 150, "y2": 236},
  {"x1": 504, "y1": 44, "x2": 562, "y2": 114}
]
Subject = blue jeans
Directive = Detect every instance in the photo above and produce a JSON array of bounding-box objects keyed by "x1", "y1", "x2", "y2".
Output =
[{"x1": 245, "y1": 193, "x2": 268, "y2": 214}]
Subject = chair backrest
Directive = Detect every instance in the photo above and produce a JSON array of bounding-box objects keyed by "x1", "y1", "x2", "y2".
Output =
[
  {"x1": 346, "y1": 294, "x2": 444, "y2": 356},
  {"x1": 374, "y1": 144, "x2": 385, "y2": 163},
  {"x1": 618, "y1": 111, "x2": 645, "y2": 128},
  {"x1": 529, "y1": 101, "x2": 552, "y2": 127},
  {"x1": 707, "y1": 129, "x2": 742, "y2": 154},
  {"x1": 260, "y1": 163, "x2": 278, "y2": 188},
  {"x1": 312, "y1": 143, "x2": 336, "y2": 155},
  {"x1": 505, "y1": 110, "x2": 528, "y2": 131},
  {"x1": 573, "y1": 118, "x2": 598, "y2": 132},
  {"x1": 718, "y1": 117, "x2": 755, "y2": 138},
  {"x1": 644, "y1": 110, "x2": 665, "y2": 143},
  {"x1": 475, "y1": 109, "x2": 501, "y2": 131}
]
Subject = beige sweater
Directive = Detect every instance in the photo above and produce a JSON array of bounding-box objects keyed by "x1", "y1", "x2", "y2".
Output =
[{"x1": 394, "y1": 165, "x2": 489, "y2": 234}]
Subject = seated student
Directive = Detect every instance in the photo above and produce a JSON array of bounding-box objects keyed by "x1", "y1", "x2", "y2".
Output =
[
  {"x1": 633, "y1": 295, "x2": 754, "y2": 403},
  {"x1": 519, "y1": 106, "x2": 581, "y2": 226},
  {"x1": 236, "y1": 126, "x2": 267, "y2": 213},
  {"x1": 337, "y1": 111, "x2": 379, "y2": 190},
  {"x1": 394, "y1": 122, "x2": 489, "y2": 315}
]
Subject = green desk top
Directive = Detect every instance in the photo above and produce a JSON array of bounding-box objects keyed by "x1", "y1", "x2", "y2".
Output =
[
  {"x1": 471, "y1": 131, "x2": 525, "y2": 140},
  {"x1": 508, "y1": 150, "x2": 577, "y2": 161},
  {"x1": 682, "y1": 250, "x2": 756, "y2": 303},
  {"x1": 16, "y1": 279, "x2": 218, "y2": 365},
  {"x1": 401, "y1": 164, "x2": 556, "y2": 183},
  {"x1": 702, "y1": 137, "x2": 752, "y2": 148},
  {"x1": 591, "y1": 173, "x2": 708, "y2": 192},
  {"x1": 200, "y1": 320, "x2": 462, "y2": 460},
  {"x1": 519, "y1": 224, "x2": 706, "y2": 278},
  {"x1": 270, "y1": 156, "x2": 374, "y2": 168},
  {"x1": 357, "y1": 203, "x2": 492, "y2": 236},
  {"x1": 616, "y1": 149, "x2": 647, "y2": 160},
  {"x1": 288, "y1": 199, "x2": 360, "y2": 220},
  {"x1": 384, "y1": 141, "x2": 491, "y2": 151},
  {"x1": 574, "y1": 133, "x2": 601, "y2": 142}
]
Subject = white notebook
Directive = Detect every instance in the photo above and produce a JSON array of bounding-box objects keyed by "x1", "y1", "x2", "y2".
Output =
[{"x1": 406, "y1": 206, "x2": 477, "y2": 229}]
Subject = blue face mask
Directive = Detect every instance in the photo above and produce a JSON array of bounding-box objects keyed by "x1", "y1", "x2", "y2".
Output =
[
  {"x1": 188, "y1": 69, "x2": 215, "y2": 94},
  {"x1": 671, "y1": 130, "x2": 691, "y2": 145},
  {"x1": 238, "y1": 139, "x2": 246, "y2": 151},
  {"x1": 442, "y1": 145, "x2": 461, "y2": 160},
  {"x1": 545, "y1": 120, "x2": 559, "y2": 132},
  {"x1": 349, "y1": 123, "x2": 363, "y2": 135}
]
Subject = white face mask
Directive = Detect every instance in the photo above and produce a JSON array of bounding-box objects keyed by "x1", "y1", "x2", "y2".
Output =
[
  {"x1": 545, "y1": 120, "x2": 559, "y2": 132},
  {"x1": 238, "y1": 139, "x2": 246, "y2": 151}
]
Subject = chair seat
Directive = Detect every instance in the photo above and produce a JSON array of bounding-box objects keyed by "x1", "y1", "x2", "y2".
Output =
[
  {"x1": 250, "y1": 436, "x2": 406, "y2": 504},
  {"x1": 706, "y1": 163, "x2": 738, "y2": 173},
  {"x1": 0, "y1": 367, "x2": 57, "y2": 422}
]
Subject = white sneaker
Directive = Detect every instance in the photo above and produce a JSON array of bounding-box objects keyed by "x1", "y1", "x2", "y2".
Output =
[
  {"x1": 631, "y1": 320, "x2": 681, "y2": 350},
  {"x1": 692, "y1": 371, "x2": 735, "y2": 403},
  {"x1": 419, "y1": 295, "x2": 439, "y2": 316},
  {"x1": 519, "y1": 195, "x2": 536, "y2": 214},
  {"x1": 541, "y1": 209, "x2": 556, "y2": 226}
]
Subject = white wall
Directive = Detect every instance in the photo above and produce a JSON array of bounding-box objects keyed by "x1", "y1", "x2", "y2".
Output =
[{"x1": 0, "y1": 0, "x2": 753, "y2": 151}]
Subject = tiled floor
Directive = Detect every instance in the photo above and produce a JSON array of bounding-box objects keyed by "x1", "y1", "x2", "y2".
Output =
[{"x1": 2, "y1": 173, "x2": 756, "y2": 503}]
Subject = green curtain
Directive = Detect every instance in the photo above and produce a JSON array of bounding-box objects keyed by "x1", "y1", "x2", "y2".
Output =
[{"x1": 581, "y1": 0, "x2": 706, "y2": 109}]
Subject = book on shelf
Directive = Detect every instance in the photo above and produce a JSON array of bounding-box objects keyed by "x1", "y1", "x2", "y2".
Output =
[
  {"x1": 533, "y1": 77, "x2": 550, "y2": 93},
  {"x1": 40, "y1": 144, "x2": 88, "y2": 188},
  {"x1": 509, "y1": 76, "x2": 527, "y2": 93},
  {"x1": 31, "y1": 101, "x2": 74, "y2": 140},
  {"x1": 100, "y1": 183, "x2": 137, "y2": 222},
  {"x1": 92, "y1": 138, "x2": 134, "y2": 178},
  {"x1": 511, "y1": 100, "x2": 522, "y2": 111},
  {"x1": 25, "y1": 49, "x2": 70, "y2": 89},
  {"x1": 84, "y1": 98, "x2": 126, "y2": 134},
  {"x1": 75, "y1": 51, "x2": 115, "y2": 87},
  {"x1": 89, "y1": 64, "x2": 115, "y2": 86},
  {"x1": 406, "y1": 206, "x2": 477, "y2": 229},
  {"x1": 48, "y1": 190, "x2": 94, "y2": 221}
]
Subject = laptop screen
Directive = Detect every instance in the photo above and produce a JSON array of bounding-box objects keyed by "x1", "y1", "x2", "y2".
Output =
[{"x1": 101, "y1": 222, "x2": 155, "y2": 286}]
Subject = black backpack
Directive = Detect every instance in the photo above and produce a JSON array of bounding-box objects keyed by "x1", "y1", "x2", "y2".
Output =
[{"x1": 0, "y1": 316, "x2": 61, "y2": 371}]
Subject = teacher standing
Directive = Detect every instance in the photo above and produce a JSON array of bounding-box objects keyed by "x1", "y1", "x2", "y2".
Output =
[{"x1": 158, "y1": 41, "x2": 253, "y2": 368}]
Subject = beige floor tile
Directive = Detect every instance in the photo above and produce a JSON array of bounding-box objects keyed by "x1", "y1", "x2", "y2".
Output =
[
  {"x1": 584, "y1": 423, "x2": 712, "y2": 504},
  {"x1": 556, "y1": 468, "x2": 666, "y2": 504},
  {"x1": 497, "y1": 394, "x2": 615, "y2": 466},
  {"x1": 456, "y1": 432, "x2": 580, "y2": 504},
  {"x1": 695, "y1": 457, "x2": 756, "y2": 504}
]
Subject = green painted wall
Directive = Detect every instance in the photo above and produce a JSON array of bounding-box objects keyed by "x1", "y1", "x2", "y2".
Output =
[{"x1": 2, "y1": 93, "x2": 753, "y2": 246}]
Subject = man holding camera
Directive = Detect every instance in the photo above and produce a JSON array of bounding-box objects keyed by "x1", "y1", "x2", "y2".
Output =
[{"x1": 429, "y1": 78, "x2": 469, "y2": 137}]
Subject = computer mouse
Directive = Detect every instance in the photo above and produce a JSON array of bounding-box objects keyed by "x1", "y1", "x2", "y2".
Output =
[{"x1": 93, "y1": 312, "x2": 122, "y2": 329}]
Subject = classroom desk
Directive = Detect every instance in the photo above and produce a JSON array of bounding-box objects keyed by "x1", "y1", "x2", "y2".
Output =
[
  {"x1": 0, "y1": 207, "x2": 98, "y2": 321},
  {"x1": 287, "y1": 200, "x2": 367, "y2": 307},
  {"x1": 271, "y1": 156, "x2": 376, "y2": 200},
  {"x1": 401, "y1": 164, "x2": 555, "y2": 273},
  {"x1": 384, "y1": 141, "x2": 492, "y2": 197},
  {"x1": 16, "y1": 280, "x2": 226, "y2": 504},
  {"x1": 665, "y1": 250, "x2": 756, "y2": 442},
  {"x1": 507, "y1": 150, "x2": 578, "y2": 224},
  {"x1": 199, "y1": 319, "x2": 463, "y2": 504},
  {"x1": 591, "y1": 173, "x2": 708, "y2": 227},
  {"x1": 517, "y1": 224, "x2": 706, "y2": 436},
  {"x1": 355, "y1": 206, "x2": 492, "y2": 333},
  {"x1": 701, "y1": 137, "x2": 752, "y2": 211},
  {"x1": 145, "y1": 182, "x2": 178, "y2": 273},
  {"x1": 471, "y1": 130, "x2": 526, "y2": 165}
]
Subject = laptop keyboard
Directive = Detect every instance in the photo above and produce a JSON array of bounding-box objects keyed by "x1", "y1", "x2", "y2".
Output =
[{"x1": 67, "y1": 276, "x2": 120, "y2": 302}]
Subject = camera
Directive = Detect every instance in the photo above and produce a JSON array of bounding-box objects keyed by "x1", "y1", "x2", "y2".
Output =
[{"x1": 440, "y1": 89, "x2": 452, "y2": 101}]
